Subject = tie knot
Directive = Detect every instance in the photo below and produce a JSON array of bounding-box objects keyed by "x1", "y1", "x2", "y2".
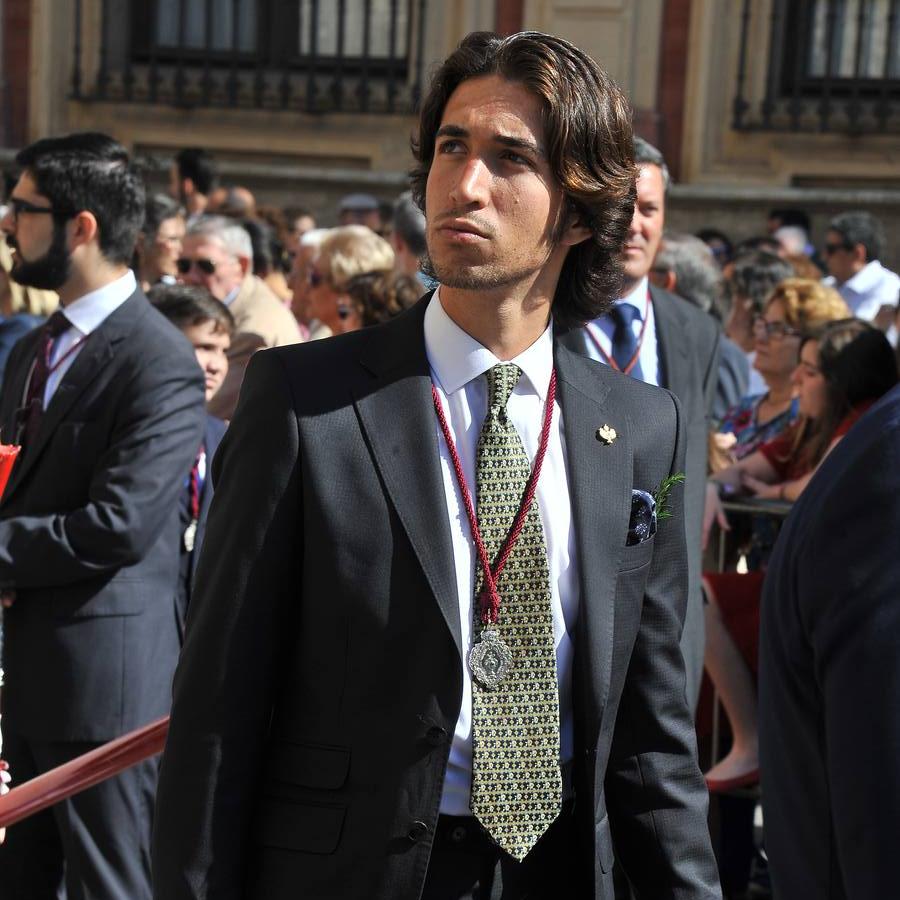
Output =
[
  {"x1": 44, "y1": 310, "x2": 70, "y2": 339},
  {"x1": 610, "y1": 303, "x2": 641, "y2": 329},
  {"x1": 485, "y1": 363, "x2": 521, "y2": 415}
]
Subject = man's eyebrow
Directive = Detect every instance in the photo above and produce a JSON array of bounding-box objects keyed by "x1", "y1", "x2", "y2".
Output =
[
  {"x1": 494, "y1": 135, "x2": 545, "y2": 158},
  {"x1": 434, "y1": 125, "x2": 545, "y2": 158}
]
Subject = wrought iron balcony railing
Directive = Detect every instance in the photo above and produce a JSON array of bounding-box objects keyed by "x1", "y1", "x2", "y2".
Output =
[
  {"x1": 733, "y1": 0, "x2": 899, "y2": 134},
  {"x1": 71, "y1": 0, "x2": 428, "y2": 114}
]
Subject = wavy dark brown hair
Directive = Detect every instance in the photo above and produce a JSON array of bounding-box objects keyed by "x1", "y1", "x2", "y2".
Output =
[{"x1": 410, "y1": 31, "x2": 636, "y2": 329}]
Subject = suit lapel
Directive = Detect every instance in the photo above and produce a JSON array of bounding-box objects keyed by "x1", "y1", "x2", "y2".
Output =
[
  {"x1": 3, "y1": 292, "x2": 147, "y2": 501},
  {"x1": 556, "y1": 345, "x2": 632, "y2": 747},
  {"x1": 353, "y1": 300, "x2": 462, "y2": 657},
  {"x1": 650, "y1": 284, "x2": 689, "y2": 394}
]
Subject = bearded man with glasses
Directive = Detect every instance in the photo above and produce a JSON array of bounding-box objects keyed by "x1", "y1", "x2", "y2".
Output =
[
  {"x1": 0, "y1": 131, "x2": 206, "y2": 900},
  {"x1": 179, "y1": 215, "x2": 302, "y2": 419}
]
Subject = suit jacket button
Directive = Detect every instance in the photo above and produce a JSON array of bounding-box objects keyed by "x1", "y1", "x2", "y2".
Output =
[
  {"x1": 426, "y1": 726, "x2": 447, "y2": 747},
  {"x1": 407, "y1": 821, "x2": 429, "y2": 843}
]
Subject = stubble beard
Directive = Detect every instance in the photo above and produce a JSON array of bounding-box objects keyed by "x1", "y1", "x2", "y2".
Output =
[{"x1": 424, "y1": 245, "x2": 553, "y2": 294}]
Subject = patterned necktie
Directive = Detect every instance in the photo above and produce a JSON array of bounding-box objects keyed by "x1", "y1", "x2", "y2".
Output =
[
  {"x1": 20, "y1": 310, "x2": 70, "y2": 452},
  {"x1": 469, "y1": 363, "x2": 562, "y2": 861},
  {"x1": 609, "y1": 302, "x2": 642, "y2": 371}
]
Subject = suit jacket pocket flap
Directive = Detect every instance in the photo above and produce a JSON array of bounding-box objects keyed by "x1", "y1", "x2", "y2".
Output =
[
  {"x1": 618, "y1": 535, "x2": 654, "y2": 573},
  {"x1": 256, "y1": 796, "x2": 346, "y2": 855},
  {"x1": 268, "y1": 740, "x2": 351, "y2": 790}
]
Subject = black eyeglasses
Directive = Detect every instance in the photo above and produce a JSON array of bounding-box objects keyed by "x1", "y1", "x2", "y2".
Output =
[
  {"x1": 8, "y1": 197, "x2": 55, "y2": 220},
  {"x1": 176, "y1": 257, "x2": 216, "y2": 276},
  {"x1": 753, "y1": 316, "x2": 801, "y2": 341},
  {"x1": 823, "y1": 242, "x2": 851, "y2": 256}
]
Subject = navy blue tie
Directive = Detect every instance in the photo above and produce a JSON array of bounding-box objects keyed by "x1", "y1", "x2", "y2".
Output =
[{"x1": 609, "y1": 303, "x2": 642, "y2": 372}]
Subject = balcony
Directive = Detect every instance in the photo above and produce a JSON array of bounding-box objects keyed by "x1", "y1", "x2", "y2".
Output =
[
  {"x1": 733, "y1": 0, "x2": 899, "y2": 134},
  {"x1": 71, "y1": 0, "x2": 428, "y2": 114}
]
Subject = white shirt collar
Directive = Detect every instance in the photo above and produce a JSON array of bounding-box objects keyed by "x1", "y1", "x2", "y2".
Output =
[
  {"x1": 62, "y1": 270, "x2": 136, "y2": 335},
  {"x1": 844, "y1": 259, "x2": 888, "y2": 294},
  {"x1": 615, "y1": 275, "x2": 649, "y2": 314},
  {"x1": 423, "y1": 287, "x2": 554, "y2": 402}
]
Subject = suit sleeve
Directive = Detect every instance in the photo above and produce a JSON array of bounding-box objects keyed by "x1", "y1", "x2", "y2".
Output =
[
  {"x1": 0, "y1": 350, "x2": 204, "y2": 588},
  {"x1": 604, "y1": 391, "x2": 722, "y2": 898},
  {"x1": 801, "y1": 429, "x2": 900, "y2": 896},
  {"x1": 153, "y1": 348, "x2": 302, "y2": 900},
  {"x1": 702, "y1": 322, "x2": 721, "y2": 422}
]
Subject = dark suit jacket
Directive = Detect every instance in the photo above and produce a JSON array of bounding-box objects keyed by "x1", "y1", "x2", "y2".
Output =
[
  {"x1": 0, "y1": 289, "x2": 205, "y2": 742},
  {"x1": 759, "y1": 383, "x2": 900, "y2": 900},
  {"x1": 153, "y1": 297, "x2": 720, "y2": 899},
  {"x1": 560, "y1": 285, "x2": 720, "y2": 706},
  {"x1": 175, "y1": 413, "x2": 227, "y2": 640}
]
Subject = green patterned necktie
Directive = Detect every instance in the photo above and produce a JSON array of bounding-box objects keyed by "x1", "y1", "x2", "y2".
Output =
[{"x1": 470, "y1": 363, "x2": 562, "y2": 861}]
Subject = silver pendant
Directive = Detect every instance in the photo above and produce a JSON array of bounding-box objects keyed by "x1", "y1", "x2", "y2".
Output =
[
  {"x1": 468, "y1": 628, "x2": 513, "y2": 691},
  {"x1": 183, "y1": 519, "x2": 198, "y2": 553}
]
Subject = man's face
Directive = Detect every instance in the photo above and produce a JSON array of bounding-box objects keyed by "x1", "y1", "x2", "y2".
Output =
[
  {"x1": 0, "y1": 172, "x2": 71, "y2": 291},
  {"x1": 425, "y1": 74, "x2": 573, "y2": 295},
  {"x1": 622, "y1": 164, "x2": 666, "y2": 285},
  {"x1": 179, "y1": 235, "x2": 244, "y2": 301},
  {"x1": 181, "y1": 319, "x2": 230, "y2": 402},
  {"x1": 823, "y1": 228, "x2": 860, "y2": 284}
]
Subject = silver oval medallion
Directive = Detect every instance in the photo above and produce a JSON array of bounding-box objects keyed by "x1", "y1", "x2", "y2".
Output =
[{"x1": 468, "y1": 628, "x2": 513, "y2": 691}]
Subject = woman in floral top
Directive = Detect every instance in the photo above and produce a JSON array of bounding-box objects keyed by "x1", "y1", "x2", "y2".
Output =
[
  {"x1": 702, "y1": 320, "x2": 898, "y2": 792},
  {"x1": 716, "y1": 278, "x2": 850, "y2": 461}
]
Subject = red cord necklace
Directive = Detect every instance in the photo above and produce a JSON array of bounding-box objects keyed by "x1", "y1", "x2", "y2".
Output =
[{"x1": 431, "y1": 369, "x2": 556, "y2": 627}]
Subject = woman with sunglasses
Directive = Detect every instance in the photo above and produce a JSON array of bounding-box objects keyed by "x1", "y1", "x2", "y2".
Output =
[
  {"x1": 306, "y1": 225, "x2": 394, "y2": 338},
  {"x1": 133, "y1": 193, "x2": 185, "y2": 292},
  {"x1": 716, "y1": 278, "x2": 849, "y2": 464},
  {"x1": 703, "y1": 319, "x2": 899, "y2": 792}
]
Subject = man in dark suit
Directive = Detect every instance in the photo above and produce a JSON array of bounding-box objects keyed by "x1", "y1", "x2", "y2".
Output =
[
  {"x1": 149, "y1": 283, "x2": 233, "y2": 638},
  {"x1": 153, "y1": 32, "x2": 720, "y2": 899},
  {"x1": 560, "y1": 139, "x2": 720, "y2": 709},
  {"x1": 0, "y1": 133, "x2": 205, "y2": 899},
  {"x1": 759, "y1": 383, "x2": 900, "y2": 899}
]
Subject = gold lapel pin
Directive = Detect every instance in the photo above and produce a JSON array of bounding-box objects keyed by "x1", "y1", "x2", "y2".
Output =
[{"x1": 596, "y1": 424, "x2": 617, "y2": 445}]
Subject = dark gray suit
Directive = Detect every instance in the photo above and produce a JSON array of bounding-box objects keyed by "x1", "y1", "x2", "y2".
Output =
[
  {"x1": 561, "y1": 285, "x2": 720, "y2": 707},
  {"x1": 0, "y1": 290, "x2": 205, "y2": 899},
  {"x1": 153, "y1": 296, "x2": 720, "y2": 899},
  {"x1": 760, "y1": 384, "x2": 900, "y2": 899}
]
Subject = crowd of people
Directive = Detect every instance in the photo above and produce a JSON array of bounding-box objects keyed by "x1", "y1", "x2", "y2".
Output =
[{"x1": 0, "y1": 28, "x2": 897, "y2": 900}]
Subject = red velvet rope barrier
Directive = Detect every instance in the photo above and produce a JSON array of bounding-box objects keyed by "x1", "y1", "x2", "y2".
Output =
[{"x1": 0, "y1": 716, "x2": 169, "y2": 828}]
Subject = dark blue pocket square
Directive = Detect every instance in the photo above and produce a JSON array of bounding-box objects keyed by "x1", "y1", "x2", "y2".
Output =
[{"x1": 627, "y1": 489, "x2": 657, "y2": 546}]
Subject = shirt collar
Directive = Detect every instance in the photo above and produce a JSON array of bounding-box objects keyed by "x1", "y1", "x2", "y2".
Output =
[
  {"x1": 62, "y1": 270, "x2": 136, "y2": 335},
  {"x1": 423, "y1": 288, "x2": 554, "y2": 402},
  {"x1": 615, "y1": 275, "x2": 649, "y2": 314},
  {"x1": 222, "y1": 282, "x2": 242, "y2": 307},
  {"x1": 844, "y1": 260, "x2": 885, "y2": 294}
]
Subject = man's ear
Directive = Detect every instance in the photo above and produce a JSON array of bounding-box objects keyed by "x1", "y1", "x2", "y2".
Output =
[
  {"x1": 559, "y1": 214, "x2": 592, "y2": 248},
  {"x1": 237, "y1": 255, "x2": 251, "y2": 277},
  {"x1": 852, "y1": 243, "x2": 868, "y2": 266},
  {"x1": 68, "y1": 210, "x2": 100, "y2": 250}
]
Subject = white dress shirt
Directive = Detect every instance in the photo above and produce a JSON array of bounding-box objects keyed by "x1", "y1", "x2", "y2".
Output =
[
  {"x1": 583, "y1": 276, "x2": 660, "y2": 386},
  {"x1": 40, "y1": 270, "x2": 136, "y2": 408},
  {"x1": 424, "y1": 290, "x2": 579, "y2": 817},
  {"x1": 825, "y1": 260, "x2": 900, "y2": 322}
]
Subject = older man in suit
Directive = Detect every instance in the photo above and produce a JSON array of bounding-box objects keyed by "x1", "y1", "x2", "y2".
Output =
[
  {"x1": 560, "y1": 139, "x2": 720, "y2": 709},
  {"x1": 0, "y1": 133, "x2": 205, "y2": 899},
  {"x1": 760, "y1": 383, "x2": 900, "y2": 899},
  {"x1": 179, "y1": 215, "x2": 302, "y2": 419},
  {"x1": 153, "y1": 32, "x2": 720, "y2": 900}
]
